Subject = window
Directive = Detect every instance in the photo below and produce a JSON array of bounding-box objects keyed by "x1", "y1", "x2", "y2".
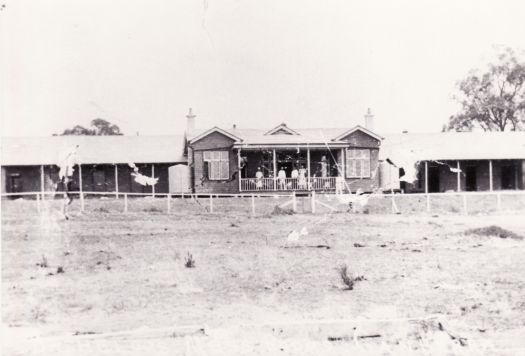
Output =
[
  {"x1": 203, "y1": 151, "x2": 230, "y2": 180},
  {"x1": 346, "y1": 149, "x2": 371, "y2": 178}
]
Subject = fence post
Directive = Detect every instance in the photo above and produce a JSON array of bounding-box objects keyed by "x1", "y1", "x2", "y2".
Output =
[
  {"x1": 251, "y1": 194, "x2": 255, "y2": 216},
  {"x1": 124, "y1": 194, "x2": 128, "y2": 213},
  {"x1": 311, "y1": 191, "x2": 316, "y2": 213},
  {"x1": 292, "y1": 192, "x2": 297, "y2": 212},
  {"x1": 462, "y1": 194, "x2": 468, "y2": 214},
  {"x1": 167, "y1": 194, "x2": 171, "y2": 214},
  {"x1": 497, "y1": 193, "x2": 501, "y2": 210},
  {"x1": 426, "y1": 194, "x2": 430, "y2": 212},
  {"x1": 36, "y1": 193, "x2": 41, "y2": 213},
  {"x1": 209, "y1": 195, "x2": 213, "y2": 213}
]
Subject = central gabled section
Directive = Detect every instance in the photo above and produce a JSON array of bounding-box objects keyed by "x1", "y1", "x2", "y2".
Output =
[{"x1": 264, "y1": 123, "x2": 300, "y2": 136}]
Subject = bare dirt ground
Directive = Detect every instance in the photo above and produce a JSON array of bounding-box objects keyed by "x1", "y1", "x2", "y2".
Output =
[{"x1": 2, "y1": 197, "x2": 525, "y2": 355}]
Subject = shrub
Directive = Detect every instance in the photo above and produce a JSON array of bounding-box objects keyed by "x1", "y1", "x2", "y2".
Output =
[
  {"x1": 465, "y1": 225, "x2": 523, "y2": 239},
  {"x1": 36, "y1": 255, "x2": 48, "y2": 268},
  {"x1": 271, "y1": 205, "x2": 295, "y2": 216},
  {"x1": 143, "y1": 206, "x2": 163, "y2": 213},
  {"x1": 338, "y1": 264, "x2": 366, "y2": 290},
  {"x1": 184, "y1": 253, "x2": 195, "y2": 268}
]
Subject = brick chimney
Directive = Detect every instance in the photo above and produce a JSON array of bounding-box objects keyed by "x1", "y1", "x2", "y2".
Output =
[
  {"x1": 364, "y1": 108, "x2": 374, "y2": 131},
  {"x1": 186, "y1": 108, "x2": 196, "y2": 134}
]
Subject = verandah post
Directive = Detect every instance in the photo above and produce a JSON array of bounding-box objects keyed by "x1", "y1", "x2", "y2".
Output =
[
  {"x1": 151, "y1": 164, "x2": 155, "y2": 197},
  {"x1": 79, "y1": 164, "x2": 84, "y2": 211},
  {"x1": 40, "y1": 165, "x2": 45, "y2": 196},
  {"x1": 273, "y1": 149, "x2": 277, "y2": 191},
  {"x1": 115, "y1": 164, "x2": 119, "y2": 199},
  {"x1": 238, "y1": 148, "x2": 242, "y2": 193},
  {"x1": 424, "y1": 161, "x2": 428, "y2": 194},
  {"x1": 307, "y1": 147, "x2": 311, "y2": 190}
]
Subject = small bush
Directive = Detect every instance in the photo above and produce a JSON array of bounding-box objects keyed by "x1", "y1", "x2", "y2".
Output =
[
  {"x1": 272, "y1": 205, "x2": 295, "y2": 216},
  {"x1": 338, "y1": 264, "x2": 365, "y2": 290},
  {"x1": 184, "y1": 253, "x2": 195, "y2": 268},
  {"x1": 465, "y1": 225, "x2": 523, "y2": 240},
  {"x1": 56, "y1": 266, "x2": 65, "y2": 274},
  {"x1": 94, "y1": 207, "x2": 110, "y2": 213},
  {"x1": 143, "y1": 206, "x2": 163, "y2": 213},
  {"x1": 36, "y1": 255, "x2": 48, "y2": 268}
]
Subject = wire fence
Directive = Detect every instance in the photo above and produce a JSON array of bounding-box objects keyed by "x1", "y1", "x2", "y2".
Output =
[{"x1": 2, "y1": 190, "x2": 525, "y2": 216}]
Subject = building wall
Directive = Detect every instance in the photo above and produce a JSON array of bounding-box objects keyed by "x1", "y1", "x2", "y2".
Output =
[
  {"x1": 339, "y1": 130, "x2": 381, "y2": 193},
  {"x1": 2, "y1": 166, "x2": 42, "y2": 193},
  {"x1": 404, "y1": 159, "x2": 524, "y2": 193},
  {"x1": 1, "y1": 163, "x2": 178, "y2": 195},
  {"x1": 190, "y1": 132, "x2": 239, "y2": 194}
]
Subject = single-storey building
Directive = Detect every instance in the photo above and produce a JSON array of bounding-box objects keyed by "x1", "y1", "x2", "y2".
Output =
[
  {"x1": 2, "y1": 110, "x2": 525, "y2": 197},
  {"x1": 0, "y1": 135, "x2": 186, "y2": 195},
  {"x1": 186, "y1": 110, "x2": 383, "y2": 194},
  {"x1": 379, "y1": 132, "x2": 525, "y2": 193}
]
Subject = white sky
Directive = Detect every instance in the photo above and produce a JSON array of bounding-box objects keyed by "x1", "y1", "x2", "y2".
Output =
[{"x1": 1, "y1": 0, "x2": 525, "y2": 137}]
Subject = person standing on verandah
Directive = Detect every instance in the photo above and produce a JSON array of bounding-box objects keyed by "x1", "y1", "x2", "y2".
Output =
[
  {"x1": 278, "y1": 167, "x2": 286, "y2": 190},
  {"x1": 298, "y1": 165, "x2": 307, "y2": 190},
  {"x1": 255, "y1": 167, "x2": 263, "y2": 190}
]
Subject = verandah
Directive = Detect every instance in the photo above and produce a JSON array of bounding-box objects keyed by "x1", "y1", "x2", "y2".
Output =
[{"x1": 236, "y1": 146, "x2": 345, "y2": 192}]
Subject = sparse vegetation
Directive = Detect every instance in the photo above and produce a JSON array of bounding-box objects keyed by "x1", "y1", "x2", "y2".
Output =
[
  {"x1": 184, "y1": 253, "x2": 195, "y2": 268},
  {"x1": 338, "y1": 264, "x2": 365, "y2": 290},
  {"x1": 465, "y1": 225, "x2": 523, "y2": 239},
  {"x1": 36, "y1": 255, "x2": 48, "y2": 268},
  {"x1": 143, "y1": 206, "x2": 163, "y2": 213},
  {"x1": 271, "y1": 205, "x2": 295, "y2": 215}
]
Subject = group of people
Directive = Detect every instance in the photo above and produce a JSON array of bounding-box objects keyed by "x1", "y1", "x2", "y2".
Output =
[{"x1": 255, "y1": 165, "x2": 309, "y2": 190}]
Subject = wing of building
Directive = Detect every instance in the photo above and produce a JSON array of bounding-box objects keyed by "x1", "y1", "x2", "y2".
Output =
[
  {"x1": 379, "y1": 132, "x2": 525, "y2": 192},
  {"x1": 1, "y1": 135, "x2": 186, "y2": 194}
]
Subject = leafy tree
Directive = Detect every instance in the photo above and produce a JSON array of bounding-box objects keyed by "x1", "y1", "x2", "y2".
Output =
[
  {"x1": 59, "y1": 119, "x2": 123, "y2": 136},
  {"x1": 447, "y1": 47, "x2": 525, "y2": 131}
]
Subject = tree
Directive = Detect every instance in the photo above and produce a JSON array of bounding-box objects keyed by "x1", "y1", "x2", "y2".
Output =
[
  {"x1": 447, "y1": 47, "x2": 525, "y2": 132},
  {"x1": 59, "y1": 119, "x2": 123, "y2": 136}
]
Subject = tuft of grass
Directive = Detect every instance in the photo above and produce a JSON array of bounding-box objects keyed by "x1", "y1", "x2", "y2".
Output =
[
  {"x1": 184, "y1": 253, "x2": 195, "y2": 268},
  {"x1": 465, "y1": 225, "x2": 523, "y2": 240},
  {"x1": 271, "y1": 205, "x2": 295, "y2": 216},
  {"x1": 94, "y1": 207, "x2": 110, "y2": 213},
  {"x1": 143, "y1": 206, "x2": 163, "y2": 213},
  {"x1": 338, "y1": 264, "x2": 365, "y2": 290},
  {"x1": 36, "y1": 255, "x2": 48, "y2": 268}
]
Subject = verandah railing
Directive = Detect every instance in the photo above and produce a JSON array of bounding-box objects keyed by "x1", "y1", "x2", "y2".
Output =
[{"x1": 240, "y1": 177, "x2": 337, "y2": 191}]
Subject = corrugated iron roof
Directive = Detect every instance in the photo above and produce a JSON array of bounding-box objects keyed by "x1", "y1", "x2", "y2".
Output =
[
  {"x1": 380, "y1": 132, "x2": 525, "y2": 161},
  {"x1": 0, "y1": 135, "x2": 186, "y2": 166}
]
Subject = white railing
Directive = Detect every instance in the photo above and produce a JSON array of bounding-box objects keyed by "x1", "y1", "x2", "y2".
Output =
[
  {"x1": 310, "y1": 177, "x2": 337, "y2": 190},
  {"x1": 240, "y1": 177, "x2": 337, "y2": 191}
]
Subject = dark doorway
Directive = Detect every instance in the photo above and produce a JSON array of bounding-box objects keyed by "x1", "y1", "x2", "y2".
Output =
[
  {"x1": 465, "y1": 166, "x2": 477, "y2": 191},
  {"x1": 9, "y1": 174, "x2": 22, "y2": 193},
  {"x1": 501, "y1": 165, "x2": 517, "y2": 190},
  {"x1": 428, "y1": 166, "x2": 440, "y2": 192},
  {"x1": 93, "y1": 168, "x2": 106, "y2": 192}
]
